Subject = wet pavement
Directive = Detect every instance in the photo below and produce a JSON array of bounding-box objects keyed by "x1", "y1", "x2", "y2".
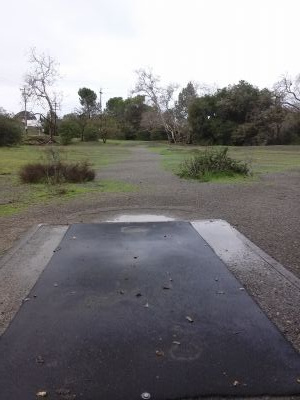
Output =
[{"x1": 0, "y1": 221, "x2": 299, "y2": 399}]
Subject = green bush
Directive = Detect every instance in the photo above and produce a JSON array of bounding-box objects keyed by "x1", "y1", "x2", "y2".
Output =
[
  {"x1": 178, "y1": 147, "x2": 250, "y2": 181},
  {"x1": 59, "y1": 120, "x2": 81, "y2": 145},
  {"x1": 84, "y1": 124, "x2": 99, "y2": 141},
  {"x1": 0, "y1": 115, "x2": 22, "y2": 146},
  {"x1": 19, "y1": 161, "x2": 95, "y2": 184},
  {"x1": 136, "y1": 130, "x2": 151, "y2": 141}
]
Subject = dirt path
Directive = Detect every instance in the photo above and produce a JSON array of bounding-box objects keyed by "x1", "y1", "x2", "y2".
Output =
[{"x1": 1, "y1": 146, "x2": 299, "y2": 277}]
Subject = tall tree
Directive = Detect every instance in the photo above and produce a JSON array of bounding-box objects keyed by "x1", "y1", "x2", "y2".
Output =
[
  {"x1": 105, "y1": 97, "x2": 125, "y2": 121},
  {"x1": 133, "y1": 68, "x2": 179, "y2": 143},
  {"x1": 175, "y1": 82, "x2": 198, "y2": 143},
  {"x1": 274, "y1": 74, "x2": 300, "y2": 111},
  {"x1": 176, "y1": 82, "x2": 198, "y2": 120},
  {"x1": 78, "y1": 88, "x2": 97, "y2": 119},
  {"x1": 25, "y1": 48, "x2": 60, "y2": 142}
]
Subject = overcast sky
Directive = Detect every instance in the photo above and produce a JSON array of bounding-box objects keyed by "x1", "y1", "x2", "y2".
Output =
[{"x1": 1, "y1": 0, "x2": 299, "y2": 116}]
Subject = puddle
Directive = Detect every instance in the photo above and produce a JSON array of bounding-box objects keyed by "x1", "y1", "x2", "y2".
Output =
[{"x1": 106, "y1": 214, "x2": 175, "y2": 222}]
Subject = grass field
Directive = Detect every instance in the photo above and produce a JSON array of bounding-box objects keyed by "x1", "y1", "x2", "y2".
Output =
[
  {"x1": 0, "y1": 141, "x2": 136, "y2": 217},
  {"x1": 148, "y1": 144, "x2": 300, "y2": 181}
]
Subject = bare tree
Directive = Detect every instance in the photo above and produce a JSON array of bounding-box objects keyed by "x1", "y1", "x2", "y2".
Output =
[
  {"x1": 133, "y1": 68, "x2": 180, "y2": 143},
  {"x1": 274, "y1": 74, "x2": 300, "y2": 111},
  {"x1": 25, "y1": 48, "x2": 61, "y2": 141},
  {"x1": 140, "y1": 109, "x2": 163, "y2": 131}
]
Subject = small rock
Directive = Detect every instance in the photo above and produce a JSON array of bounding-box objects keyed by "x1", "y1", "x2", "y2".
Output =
[
  {"x1": 233, "y1": 380, "x2": 240, "y2": 387},
  {"x1": 119, "y1": 290, "x2": 125, "y2": 295},
  {"x1": 172, "y1": 341, "x2": 181, "y2": 345},
  {"x1": 155, "y1": 350, "x2": 164, "y2": 357},
  {"x1": 136, "y1": 292, "x2": 142, "y2": 297},
  {"x1": 54, "y1": 283, "x2": 58, "y2": 287}
]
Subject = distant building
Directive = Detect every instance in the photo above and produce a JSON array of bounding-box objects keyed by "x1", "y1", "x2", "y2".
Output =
[{"x1": 14, "y1": 111, "x2": 42, "y2": 129}]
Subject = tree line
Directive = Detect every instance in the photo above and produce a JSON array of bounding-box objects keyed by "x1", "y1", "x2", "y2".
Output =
[
  {"x1": 61, "y1": 70, "x2": 300, "y2": 145},
  {"x1": 1, "y1": 49, "x2": 300, "y2": 146}
]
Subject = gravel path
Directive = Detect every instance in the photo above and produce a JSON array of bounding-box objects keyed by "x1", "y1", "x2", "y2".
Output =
[{"x1": 1, "y1": 146, "x2": 299, "y2": 278}]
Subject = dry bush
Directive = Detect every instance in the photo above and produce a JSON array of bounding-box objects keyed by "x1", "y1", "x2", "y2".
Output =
[{"x1": 19, "y1": 161, "x2": 95, "y2": 184}]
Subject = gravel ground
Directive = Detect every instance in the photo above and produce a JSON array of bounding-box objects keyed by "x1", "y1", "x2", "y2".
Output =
[
  {"x1": 1, "y1": 146, "x2": 299, "y2": 278},
  {"x1": 1, "y1": 146, "x2": 300, "y2": 399}
]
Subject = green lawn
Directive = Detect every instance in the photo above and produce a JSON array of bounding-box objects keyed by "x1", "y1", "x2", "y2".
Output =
[
  {"x1": 0, "y1": 141, "x2": 136, "y2": 217},
  {"x1": 147, "y1": 144, "x2": 300, "y2": 181}
]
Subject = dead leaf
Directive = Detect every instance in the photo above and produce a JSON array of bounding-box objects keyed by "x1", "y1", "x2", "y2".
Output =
[
  {"x1": 22, "y1": 297, "x2": 30, "y2": 303},
  {"x1": 36, "y1": 356, "x2": 45, "y2": 364},
  {"x1": 162, "y1": 285, "x2": 171, "y2": 290},
  {"x1": 36, "y1": 391, "x2": 47, "y2": 397},
  {"x1": 297, "y1": 377, "x2": 300, "y2": 384},
  {"x1": 186, "y1": 316, "x2": 194, "y2": 323},
  {"x1": 155, "y1": 350, "x2": 164, "y2": 357},
  {"x1": 233, "y1": 380, "x2": 240, "y2": 387},
  {"x1": 72, "y1": 236, "x2": 77, "y2": 240}
]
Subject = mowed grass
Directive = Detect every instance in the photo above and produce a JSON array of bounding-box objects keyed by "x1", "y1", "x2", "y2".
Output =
[
  {"x1": 0, "y1": 142, "x2": 136, "y2": 216},
  {"x1": 148, "y1": 144, "x2": 300, "y2": 182}
]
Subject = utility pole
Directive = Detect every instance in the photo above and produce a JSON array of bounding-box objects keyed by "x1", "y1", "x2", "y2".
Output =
[
  {"x1": 20, "y1": 87, "x2": 30, "y2": 134},
  {"x1": 53, "y1": 101, "x2": 57, "y2": 137},
  {"x1": 99, "y1": 88, "x2": 103, "y2": 114}
]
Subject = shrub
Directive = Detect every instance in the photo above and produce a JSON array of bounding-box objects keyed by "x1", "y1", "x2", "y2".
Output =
[
  {"x1": 0, "y1": 115, "x2": 22, "y2": 146},
  {"x1": 59, "y1": 120, "x2": 81, "y2": 145},
  {"x1": 178, "y1": 147, "x2": 250, "y2": 181},
  {"x1": 64, "y1": 161, "x2": 95, "y2": 182},
  {"x1": 19, "y1": 163, "x2": 48, "y2": 183},
  {"x1": 84, "y1": 124, "x2": 99, "y2": 141},
  {"x1": 20, "y1": 161, "x2": 95, "y2": 184}
]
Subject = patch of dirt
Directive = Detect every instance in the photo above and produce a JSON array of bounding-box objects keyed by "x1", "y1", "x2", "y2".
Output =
[{"x1": 1, "y1": 146, "x2": 299, "y2": 278}]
